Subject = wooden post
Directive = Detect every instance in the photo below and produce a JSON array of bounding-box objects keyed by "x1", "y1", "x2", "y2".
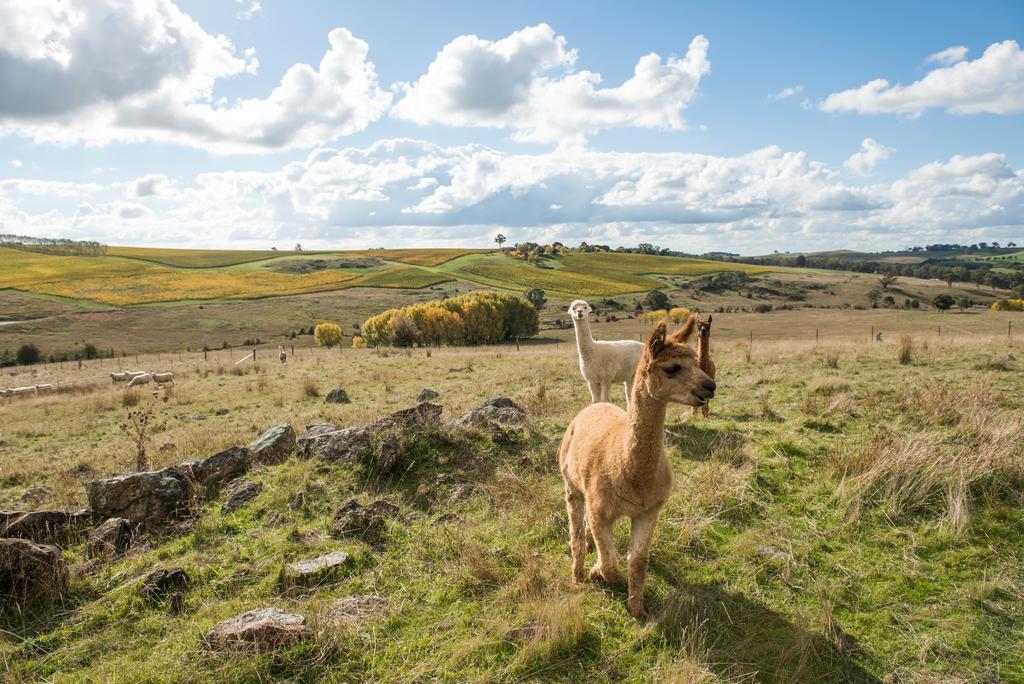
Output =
[
  {"x1": 291, "y1": 345, "x2": 295, "y2": 356},
  {"x1": 1010, "y1": 321, "x2": 1013, "y2": 342},
  {"x1": 204, "y1": 350, "x2": 208, "y2": 362},
  {"x1": 937, "y1": 325, "x2": 941, "y2": 339},
  {"x1": 815, "y1": 329, "x2": 819, "y2": 342},
  {"x1": 749, "y1": 330, "x2": 753, "y2": 345},
  {"x1": 870, "y1": 326, "x2": 874, "y2": 342},
  {"x1": 516, "y1": 338, "x2": 520, "y2": 351}
]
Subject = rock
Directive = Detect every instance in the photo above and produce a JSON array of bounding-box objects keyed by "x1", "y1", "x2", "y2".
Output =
[
  {"x1": 247, "y1": 424, "x2": 296, "y2": 466},
  {"x1": 186, "y1": 446, "x2": 251, "y2": 490},
  {"x1": 87, "y1": 517, "x2": 137, "y2": 558},
  {"x1": 330, "y1": 499, "x2": 394, "y2": 540},
  {"x1": 377, "y1": 434, "x2": 402, "y2": 474},
  {"x1": 382, "y1": 402, "x2": 442, "y2": 430},
  {"x1": 283, "y1": 551, "x2": 351, "y2": 587},
  {"x1": 450, "y1": 397, "x2": 527, "y2": 430},
  {"x1": 449, "y1": 484, "x2": 476, "y2": 502},
  {"x1": 0, "y1": 538, "x2": 67, "y2": 608},
  {"x1": 86, "y1": 467, "x2": 195, "y2": 527},
  {"x1": 505, "y1": 621, "x2": 547, "y2": 643},
  {"x1": 205, "y1": 608, "x2": 311, "y2": 651},
  {"x1": 302, "y1": 427, "x2": 371, "y2": 463},
  {"x1": 415, "y1": 484, "x2": 431, "y2": 498},
  {"x1": 19, "y1": 485, "x2": 52, "y2": 506},
  {"x1": 70, "y1": 463, "x2": 95, "y2": 477},
  {"x1": 755, "y1": 546, "x2": 790, "y2": 563},
  {"x1": 2, "y1": 510, "x2": 93, "y2": 545},
  {"x1": 141, "y1": 567, "x2": 189, "y2": 601},
  {"x1": 327, "y1": 595, "x2": 390, "y2": 626},
  {"x1": 325, "y1": 388, "x2": 351, "y2": 404},
  {"x1": 222, "y1": 481, "x2": 263, "y2": 513},
  {"x1": 158, "y1": 442, "x2": 175, "y2": 452},
  {"x1": 417, "y1": 389, "x2": 440, "y2": 402},
  {"x1": 214, "y1": 408, "x2": 230, "y2": 416}
]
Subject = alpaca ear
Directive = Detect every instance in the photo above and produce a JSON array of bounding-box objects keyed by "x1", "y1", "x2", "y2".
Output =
[
  {"x1": 707, "y1": 314, "x2": 713, "y2": 324},
  {"x1": 670, "y1": 314, "x2": 698, "y2": 342},
  {"x1": 646, "y1": 322, "x2": 667, "y2": 358}
]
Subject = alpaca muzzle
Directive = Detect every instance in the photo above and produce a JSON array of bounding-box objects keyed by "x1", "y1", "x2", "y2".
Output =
[{"x1": 696, "y1": 378, "x2": 716, "y2": 402}]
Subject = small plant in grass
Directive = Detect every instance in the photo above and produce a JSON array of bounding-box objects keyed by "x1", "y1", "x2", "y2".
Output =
[
  {"x1": 302, "y1": 376, "x2": 320, "y2": 397},
  {"x1": 119, "y1": 390, "x2": 165, "y2": 472},
  {"x1": 898, "y1": 335, "x2": 913, "y2": 365}
]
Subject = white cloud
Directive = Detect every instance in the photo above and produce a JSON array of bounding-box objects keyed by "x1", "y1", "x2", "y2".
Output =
[
  {"x1": 10, "y1": 160, "x2": 22, "y2": 168},
  {"x1": 0, "y1": 1, "x2": 390, "y2": 152},
  {"x1": 927, "y1": 46, "x2": 968, "y2": 65},
  {"x1": 770, "y1": 85, "x2": 803, "y2": 100},
  {"x1": 235, "y1": 1, "x2": 262, "y2": 21},
  {"x1": 843, "y1": 138, "x2": 895, "y2": 175},
  {"x1": 822, "y1": 40, "x2": 1024, "y2": 116},
  {"x1": 392, "y1": 24, "x2": 710, "y2": 145},
  {"x1": 1, "y1": 141, "x2": 1019, "y2": 253}
]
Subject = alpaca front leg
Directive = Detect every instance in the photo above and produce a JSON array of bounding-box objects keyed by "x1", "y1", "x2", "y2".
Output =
[
  {"x1": 627, "y1": 510, "x2": 659, "y2": 620},
  {"x1": 599, "y1": 383, "x2": 612, "y2": 403},
  {"x1": 587, "y1": 380, "x2": 601, "y2": 403},
  {"x1": 564, "y1": 483, "x2": 587, "y2": 584},
  {"x1": 588, "y1": 512, "x2": 620, "y2": 583},
  {"x1": 623, "y1": 379, "x2": 633, "y2": 410}
]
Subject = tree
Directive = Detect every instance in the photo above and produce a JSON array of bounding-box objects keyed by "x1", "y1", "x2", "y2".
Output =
[
  {"x1": 389, "y1": 312, "x2": 420, "y2": 347},
  {"x1": 525, "y1": 288, "x2": 547, "y2": 311},
  {"x1": 16, "y1": 344, "x2": 40, "y2": 365},
  {"x1": 494, "y1": 233, "x2": 506, "y2": 249},
  {"x1": 314, "y1": 322, "x2": 343, "y2": 348},
  {"x1": 295, "y1": 243, "x2": 303, "y2": 252},
  {"x1": 956, "y1": 297, "x2": 972, "y2": 312},
  {"x1": 932, "y1": 294, "x2": 955, "y2": 312},
  {"x1": 866, "y1": 288, "x2": 882, "y2": 307},
  {"x1": 878, "y1": 273, "x2": 898, "y2": 290},
  {"x1": 796, "y1": 255, "x2": 807, "y2": 267},
  {"x1": 643, "y1": 289, "x2": 670, "y2": 311}
]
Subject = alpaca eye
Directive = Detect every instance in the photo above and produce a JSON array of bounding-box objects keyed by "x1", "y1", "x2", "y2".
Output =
[{"x1": 664, "y1": 364, "x2": 681, "y2": 376}]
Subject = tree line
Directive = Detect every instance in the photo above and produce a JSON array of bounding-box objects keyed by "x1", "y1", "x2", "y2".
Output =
[{"x1": 0, "y1": 234, "x2": 108, "y2": 257}]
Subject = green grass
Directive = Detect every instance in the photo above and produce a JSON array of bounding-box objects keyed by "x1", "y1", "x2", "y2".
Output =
[{"x1": 1, "y1": 331, "x2": 1021, "y2": 681}]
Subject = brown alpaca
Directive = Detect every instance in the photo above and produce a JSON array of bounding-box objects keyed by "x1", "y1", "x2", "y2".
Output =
[
  {"x1": 559, "y1": 316, "x2": 716, "y2": 619},
  {"x1": 691, "y1": 314, "x2": 716, "y2": 418}
]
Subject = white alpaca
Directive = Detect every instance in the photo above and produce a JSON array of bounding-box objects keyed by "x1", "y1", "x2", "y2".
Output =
[{"x1": 568, "y1": 299, "x2": 643, "y2": 409}]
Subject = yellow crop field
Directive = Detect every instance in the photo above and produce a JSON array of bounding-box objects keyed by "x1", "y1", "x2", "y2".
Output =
[
  {"x1": 107, "y1": 246, "x2": 289, "y2": 268},
  {"x1": 343, "y1": 248, "x2": 489, "y2": 267},
  {"x1": 0, "y1": 247, "x2": 160, "y2": 287}
]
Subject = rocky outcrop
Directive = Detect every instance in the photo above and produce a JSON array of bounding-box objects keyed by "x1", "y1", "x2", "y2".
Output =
[
  {"x1": 86, "y1": 467, "x2": 195, "y2": 527},
  {"x1": 222, "y1": 481, "x2": 263, "y2": 514},
  {"x1": 184, "y1": 446, "x2": 251, "y2": 491},
  {"x1": 0, "y1": 510, "x2": 93, "y2": 545},
  {"x1": 301, "y1": 427, "x2": 372, "y2": 463},
  {"x1": 247, "y1": 425, "x2": 296, "y2": 466},
  {"x1": 450, "y1": 397, "x2": 527, "y2": 429},
  {"x1": 376, "y1": 434, "x2": 402, "y2": 474},
  {"x1": 0, "y1": 538, "x2": 67, "y2": 608},
  {"x1": 417, "y1": 389, "x2": 440, "y2": 402},
  {"x1": 86, "y1": 517, "x2": 137, "y2": 558},
  {"x1": 330, "y1": 499, "x2": 397, "y2": 541},
  {"x1": 205, "y1": 608, "x2": 311, "y2": 651}
]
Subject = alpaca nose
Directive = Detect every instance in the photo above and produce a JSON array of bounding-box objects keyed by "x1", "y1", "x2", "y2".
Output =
[{"x1": 700, "y1": 378, "x2": 716, "y2": 399}]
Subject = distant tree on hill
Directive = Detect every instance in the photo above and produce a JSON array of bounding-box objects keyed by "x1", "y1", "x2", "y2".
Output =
[
  {"x1": 295, "y1": 243, "x2": 303, "y2": 252},
  {"x1": 932, "y1": 294, "x2": 955, "y2": 312},
  {"x1": 643, "y1": 289, "x2": 670, "y2": 311},
  {"x1": 866, "y1": 288, "x2": 882, "y2": 307},
  {"x1": 314, "y1": 322, "x2": 343, "y2": 348},
  {"x1": 494, "y1": 233, "x2": 506, "y2": 249},
  {"x1": 525, "y1": 288, "x2": 546, "y2": 311},
  {"x1": 878, "y1": 273, "x2": 898, "y2": 290},
  {"x1": 956, "y1": 297, "x2": 972, "y2": 312}
]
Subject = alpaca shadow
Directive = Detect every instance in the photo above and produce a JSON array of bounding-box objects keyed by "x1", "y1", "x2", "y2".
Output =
[
  {"x1": 652, "y1": 581, "x2": 881, "y2": 683},
  {"x1": 664, "y1": 422, "x2": 746, "y2": 463}
]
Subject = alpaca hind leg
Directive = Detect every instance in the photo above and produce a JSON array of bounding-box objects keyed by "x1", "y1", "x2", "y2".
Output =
[
  {"x1": 599, "y1": 383, "x2": 612, "y2": 403},
  {"x1": 564, "y1": 483, "x2": 587, "y2": 584},
  {"x1": 627, "y1": 510, "x2": 659, "y2": 620},
  {"x1": 588, "y1": 512, "x2": 620, "y2": 582}
]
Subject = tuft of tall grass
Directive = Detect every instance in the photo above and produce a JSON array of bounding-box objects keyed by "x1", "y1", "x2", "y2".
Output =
[
  {"x1": 302, "y1": 376, "x2": 320, "y2": 398},
  {"x1": 898, "y1": 335, "x2": 913, "y2": 365}
]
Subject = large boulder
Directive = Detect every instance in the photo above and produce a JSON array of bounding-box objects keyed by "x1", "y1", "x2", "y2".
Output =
[
  {"x1": 141, "y1": 567, "x2": 189, "y2": 602},
  {"x1": 325, "y1": 388, "x2": 351, "y2": 404},
  {"x1": 0, "y1": 538, "x2": 67, "y2": 608},
  {"x1": 87, "y1": 517, "x2": 138, "y2": 559},
  {"x1": 186, "y1": 446, "x2": 251, "y2": 490},
  {"x1": 376, "y1": 434, "x2": 402, "y2": 474},
  {"x1": 1, "y1": 510, "x2": 93, "y2": 545},
  {"x1": 378, "y1": 402, "x2": 442, "y2": 430},
  {"x1": 450, "y1": 397, "x2": 527, "y2": 429},
  {"x1": 205, "y1": 608, "x2": 311, "y2": 651},
  {"x1": 86, "y1": 467, "x2": 195, "y2": 527},
  {"x1": 300, "y1": 427, "x2": 371, "y2": 463},
  {"x1": 247, "y1": 425, "x2": 296, "y2": 466}
]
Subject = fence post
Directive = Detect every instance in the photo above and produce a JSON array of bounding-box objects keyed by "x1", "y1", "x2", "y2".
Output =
[
  {"x1": 870, "y1": 326, "x2": 874, "y2": 342},
  {"x1": 1010, "y1": 321, "x2": 1013, "y2": 342},
  {"x1": 749, "y1": 330, "x2": 753, "y2": 345},
  {"x1": 815, "y1": 329, "x2": 819, "y2": 342}
]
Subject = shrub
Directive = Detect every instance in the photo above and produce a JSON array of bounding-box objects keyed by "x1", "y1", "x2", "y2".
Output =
[
  {"x1": 16, "y1": 344, "x2": 40, "y2": 365},
  {"x1": 668, "y1": 307, "x2": 691, "y2": 323},
  {"x1": 932, "y1": 294, "x2": 955, "y2": 312},
  {"x1": 991, "y1": 299, "x2": 1024, "y2": 311},
  {"x1": 389, "y1": 313, "x2": 420, "y2": 347},
  {"x1": 302, "y1": 377, "x2": 320, "y2": 397},
  {"x1": 314, "y1": 322, "x2": 343, "y2": 348},
  {"x1": 525, "y1": 288, "x2": 547, "y2": 311},
  {"x1": 898, "y1": 335, "x2": 913, "y2": 365},
  {"x1": 753, "y1": 303, "x2": 773, "y2": 313},
  {"x1": 643, "y1": 289, "x2": 670, "y2": 311},
  {"x1": 352, "y1": 335, "x2": 366, "y2": 348}
]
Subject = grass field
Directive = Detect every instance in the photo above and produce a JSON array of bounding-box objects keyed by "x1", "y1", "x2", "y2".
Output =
[
  {"x1": 107, "y1": 246, "x2": 290, "y2": 268},
  {"x1": 1, "y1": 325, "x2": 1021, "y2": 681}
]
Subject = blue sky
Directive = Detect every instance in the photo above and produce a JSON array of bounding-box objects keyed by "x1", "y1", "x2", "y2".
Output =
[{"x1": 1, "y1": 0, "x2": 1022, "y2": 253}]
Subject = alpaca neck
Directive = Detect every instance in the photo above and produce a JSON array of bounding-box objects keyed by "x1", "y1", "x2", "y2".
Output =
[
  {"x1": 697, "y1": 335, "x2": 710, "y2": 365},
  {"x1": 623, "y1": 376, "x2": 667, "y2": 470},
  {"x1": 572, "y1": 317, "x2": 595, "y2": 355}
]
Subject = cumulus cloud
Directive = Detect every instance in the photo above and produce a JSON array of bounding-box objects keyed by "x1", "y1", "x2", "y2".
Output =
[
  {"x1": 392, "y1": 24, "x2": 710, "y2": 145},
  {"x1": 1, "y1": 141, "x2": 1019, "y2": 253},
  {"x1": 770, "y1": 85, "x2": 803, "y2": 100},
  {"x1": 0, "y1": 1, "x2": 390, "y2": 152},
  {"x1": 821, "y1": 40, "x2": 1024, "y2": 116},
  {"x1": 235, "y1": 1, "x2": 262, "y2": 21},
  {"x1": 843, "y1": 138, "x2": 894, "y2": 175},
  {"x1": 927, "y1": 45, "x2": 968, "y2": 65},
  {"x1": 10, "y1": 160, "x2": 21, "y2": 168}
]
